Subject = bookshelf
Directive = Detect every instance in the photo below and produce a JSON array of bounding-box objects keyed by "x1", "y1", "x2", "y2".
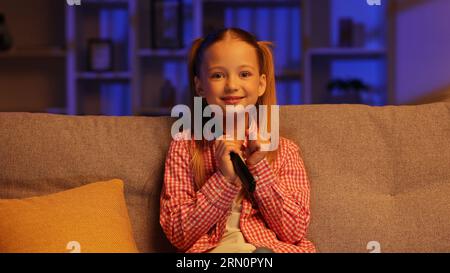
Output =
[
  {"x1": 65, "y1": 0, "x2": 136, "y2": 115},
  {"x1": 302, "y1": 0, "x2": 390, "y2": 105},
  {"x1": 0, "y1": 0, "x2": 392, "y2": 115}
]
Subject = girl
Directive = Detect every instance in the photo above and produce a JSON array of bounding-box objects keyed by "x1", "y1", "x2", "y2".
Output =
[{"x1": 160, "y1": 28, "x2": 316, "y2": 253}]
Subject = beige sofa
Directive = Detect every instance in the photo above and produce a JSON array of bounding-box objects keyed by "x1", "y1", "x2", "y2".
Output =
[{"x1": 1, "y1": 102, "x2": 449, "y2": 253}]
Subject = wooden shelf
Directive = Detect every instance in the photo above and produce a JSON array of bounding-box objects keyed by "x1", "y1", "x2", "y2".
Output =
[
  {"x1": 138, "y1": 107, "x2": 172, "y2": 116},
  {"x1": 0, "y1": 48, "x2": 66, "y2": 59},
  {"x1": 138, "y1": 49, "x2": 188, "y2": 58},
  {"x1": 77, "y1": 71, "x2": 132, "y2": 80},
  {"x1": 307, "y1": 48, "x2": 386, "y2": 59},
  {"x1": 82, "y1": 0, "x2": 129, "y2": 7},
  {"x1": 203, "y1": 0, "x2": 301, "y2": 7},
  {"x1": 276, "y1": 70, "x2": 303, "y2": 80},
  {"x1": 46, "y1": 107, "x2": 68, "y2": 115}
]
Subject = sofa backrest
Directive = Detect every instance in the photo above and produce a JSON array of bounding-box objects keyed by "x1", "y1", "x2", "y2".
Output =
[{"x1": 1, "y1": 102, "x2": 449, "y2": 252}]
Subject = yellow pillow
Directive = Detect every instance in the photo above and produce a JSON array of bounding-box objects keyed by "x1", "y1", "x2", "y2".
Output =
[{"x1": 0, "y1": 179, "x2": 139, "y2": 253}]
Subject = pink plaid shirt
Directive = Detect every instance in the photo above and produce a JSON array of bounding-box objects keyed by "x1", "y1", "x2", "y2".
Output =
[{"x1": 160, "y1": 134, "x2": 316, "y2": 253}]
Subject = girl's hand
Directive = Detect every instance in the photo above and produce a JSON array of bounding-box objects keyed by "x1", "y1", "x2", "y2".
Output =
[
  {"x1": 215, "y1": 136, "x2": 243, "y2": 185},
  {"x1": 245, "y1": 129, "x2": 268, "y2": 166}
]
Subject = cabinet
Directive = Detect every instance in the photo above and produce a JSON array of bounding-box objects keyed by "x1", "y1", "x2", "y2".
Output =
[{"x1": 0, "y1": 0, "x2": 66, "y2": 113}]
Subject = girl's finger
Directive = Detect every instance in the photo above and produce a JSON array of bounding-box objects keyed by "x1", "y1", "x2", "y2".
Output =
[
  {"x1": 224, "y1": 143, "x2": 242, "y2": 157},
  {"x1": 224, "y1": 140, "x2": 241, "y2": 148},
  {"x1": 223, "y1": 139, "x2": 243, "y2": 150},
  {"x1": 248, "y1": 139, "x2": 259, "y2": 153}
]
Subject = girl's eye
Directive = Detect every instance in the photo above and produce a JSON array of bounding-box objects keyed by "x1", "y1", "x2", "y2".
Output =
[
  {"x1": 211, "y1": 73, "x2": 224, "y2": 79},
  {"x1": 240, "y1": 71, "x2": 252, "y2": 78}
]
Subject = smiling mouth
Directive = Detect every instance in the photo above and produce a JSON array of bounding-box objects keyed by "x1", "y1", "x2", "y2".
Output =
[{"x1": 221, "y1": 96, "x2": 244, "y2": 104}]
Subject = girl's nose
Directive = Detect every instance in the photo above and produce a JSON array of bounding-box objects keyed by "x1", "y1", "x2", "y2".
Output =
[{"x1": 225, "y1": 76, "x2": 239, "y2": 92}]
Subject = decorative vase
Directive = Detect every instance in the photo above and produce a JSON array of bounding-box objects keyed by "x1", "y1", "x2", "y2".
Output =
[{"x1": 0, "y1": 13, "x2": 13, "y2": 52}]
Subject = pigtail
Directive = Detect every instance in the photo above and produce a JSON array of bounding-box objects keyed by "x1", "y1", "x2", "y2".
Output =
[
  {"x1": 257, "y1": 41, "x2": 277, "y2": 106},
  {"x1": 188, "y1": 38, "x2": 204, "y2": 103},
  {"x1": 187, "y1": 38, "x2": 207, "y2": 190},
  {"x1": 257, "y1": 41, "x2": 278, "y2": 165}
]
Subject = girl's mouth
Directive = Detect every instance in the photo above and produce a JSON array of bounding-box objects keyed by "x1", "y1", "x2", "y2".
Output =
[{"x1": 221, "y1": 96, "x2": 244, "y2": 105}]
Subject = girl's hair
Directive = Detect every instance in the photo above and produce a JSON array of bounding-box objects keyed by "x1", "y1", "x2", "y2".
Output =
[{"x1": 187, "y1": 27, "x2": 278, "y2": 190}]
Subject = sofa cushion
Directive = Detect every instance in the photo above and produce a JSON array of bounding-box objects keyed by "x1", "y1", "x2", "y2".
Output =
[{"x1": 0, "y1": 179, "x2": 138, "y2": 253}]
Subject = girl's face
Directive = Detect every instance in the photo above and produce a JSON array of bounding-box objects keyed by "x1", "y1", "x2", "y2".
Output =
[{"x1": 194, "y1": 39, "x2": 267, "y2": 111}]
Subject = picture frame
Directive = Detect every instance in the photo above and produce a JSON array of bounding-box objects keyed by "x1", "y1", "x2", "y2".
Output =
[
  {"x1": 151, "y1": 0, "x2": 184, "y2": 49},
  {"x1": 87, "y1": 38, "x2": 114, "y2": 71}
]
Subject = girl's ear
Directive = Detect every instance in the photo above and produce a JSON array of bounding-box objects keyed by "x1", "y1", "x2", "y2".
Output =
[
  {"x1": 258, "y1": 74, "x2": 267, "y2": 97},
  {"x1": 194, "y1": 76, "x2": 205, "y2": 97}
]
